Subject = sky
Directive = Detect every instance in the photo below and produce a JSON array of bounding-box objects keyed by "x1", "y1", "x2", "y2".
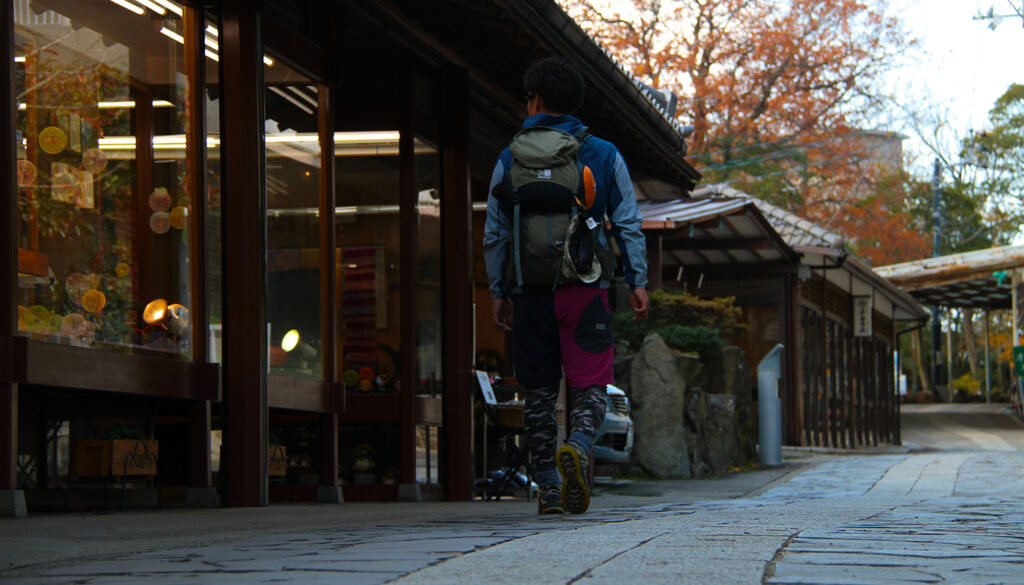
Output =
[{"x1": 884, "y1": 0, "x2": 1024, "y2": 168}]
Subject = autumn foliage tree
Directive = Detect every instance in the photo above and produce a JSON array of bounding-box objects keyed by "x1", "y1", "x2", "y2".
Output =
[{"x1": 561, "y1": 0, "x2": 927, "y2": 264}]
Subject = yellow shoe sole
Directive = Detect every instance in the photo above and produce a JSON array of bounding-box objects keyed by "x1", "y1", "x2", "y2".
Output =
[{"x1": 556, "y1": 444, "x2": 590, "y2": 514}]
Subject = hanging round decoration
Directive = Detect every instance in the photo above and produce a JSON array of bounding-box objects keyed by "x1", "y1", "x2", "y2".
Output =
[
  {"x1": 148, "y1": 187, "x2": 172, "y2": 212},
  {"x1": 115, "y1": 262, "x2": 130, "y2": 278},
  {"x1": 342, "y1": 369, "x2": 360, "y2": 387},
  {"x1": 60, "y1": 312, "x2": 87, "y2": 337},
  {"x1": 38, "y1": 126, "x2": 68, "y2": 155},
  {"x1": 358, "y1": 379, "x2": 373, "y2": 392},
  {"x1": 150, "y1": 211, "x2": 171, "y2": 234},
  {"x1": 169, "y1": 205, "x2": 188, "y2": 230},
  {"x1": 80, "y1": 289, "x2": 106, "y2": 313},
  {"x1": 46, "y1": 313, "x2": 63, "y2": 333},
  {"x1": 64, "y1": 273, "x2": 89, "y2": 305},
  {"x1": 52, "y1": 170, "x2": 81, "y2": 204},
  {"x1": 16, "y1": 159, "x2": 37, "y2": 186},
  {"x1": 18, "y1": 310, "x2": 39, "y2": 332},
  {"x1": 82, "y1": 148, "x2": 108, "y2": 173}
]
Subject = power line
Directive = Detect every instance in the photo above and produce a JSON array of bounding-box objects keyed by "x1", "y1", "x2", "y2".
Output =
[{"x1": 691, "y1": 130, "x2": 874, "y2": 171}]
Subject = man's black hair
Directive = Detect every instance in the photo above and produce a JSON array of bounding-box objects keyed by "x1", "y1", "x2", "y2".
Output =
[{"x1": 523, "y1": 57, "x2": 585, "y2": 115}]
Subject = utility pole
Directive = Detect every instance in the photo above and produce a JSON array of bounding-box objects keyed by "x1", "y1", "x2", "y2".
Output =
[{"x1": 931, "y1": 158, "x2": 943, "y2": 401}]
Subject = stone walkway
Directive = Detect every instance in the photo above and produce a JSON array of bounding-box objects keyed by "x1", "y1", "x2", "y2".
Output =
[{"x1": 5, "y1": 451, "x2": 1023, "y2": 584}]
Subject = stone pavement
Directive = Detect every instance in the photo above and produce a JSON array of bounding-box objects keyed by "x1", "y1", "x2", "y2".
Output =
[{"x1": 3, "y1": 406, "x2": 1024, "y2": 584}]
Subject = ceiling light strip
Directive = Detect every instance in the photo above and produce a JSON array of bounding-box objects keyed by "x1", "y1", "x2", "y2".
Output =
[
  {"x1": 268, "y1": 86, "x2": 313, "y2": 115},
  {"x1": 134, "y1": 0, "x2": 167, "y2": 14},
  {"x1": 151, "y1": 0, "x2": 183, "y2": 16},
  {"x1": 287, "y1": 86, "x2": 319, "y2": 109},
  {"x1": 108, "y1": 0, "x2": 145, "y2": 15}
]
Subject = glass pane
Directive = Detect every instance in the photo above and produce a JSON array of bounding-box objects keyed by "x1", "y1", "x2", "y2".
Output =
[
  {"x1": 415, "y1": 139, "x2": 442, "y2": 396},
  {"x1": 206, "y1": 18, "x2": 223, "y2": 363},
  {"x1": 336, "y1": 131, "x2": 401, "y2": 392},
  {"x1": 14, "y1": 0, "x2": 194, "y2": 357},
  {"x1": 265, "y1": 63, "x2": 322, "y2": 379},
  {"x1": 415, "y1": 424, "x2": 439, "y2": 484}
]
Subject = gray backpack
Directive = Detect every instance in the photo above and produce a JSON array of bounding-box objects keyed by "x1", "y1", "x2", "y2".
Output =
[{"x1": 495, "y1": 125, "x2": 613, "y2": 290}]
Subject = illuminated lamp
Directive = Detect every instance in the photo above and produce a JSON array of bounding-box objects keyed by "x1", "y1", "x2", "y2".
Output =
[
  {"x1": 143, "y1": 298, "x2": 168, "y2": 324},
  {"x1": 281, "y1": 329, "x2": 300, "y2": 352},
  {"x1": 165, "y1": 304, "x2": 190, "y2": 337},
  {"x1": 281, "y1": 329, "x2": 317, "y2": 370}
]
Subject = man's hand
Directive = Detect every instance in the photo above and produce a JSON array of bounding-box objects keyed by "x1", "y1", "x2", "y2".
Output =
[
  {"x1": 630, "y1": 288, "x2": 649, "y2": 321},
  {"x1": 492, "y1": 298, "x2": 513, "y2": 332}
]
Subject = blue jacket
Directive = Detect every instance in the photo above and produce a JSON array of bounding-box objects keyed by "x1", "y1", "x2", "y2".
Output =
[{"x1": 484, "y1": 113, "x2": 648, "y2": 299}]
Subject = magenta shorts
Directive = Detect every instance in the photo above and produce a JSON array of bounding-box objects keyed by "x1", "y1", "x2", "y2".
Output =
[{"x1": 554, "y1": 284, "x2": 614, "y2": 388}]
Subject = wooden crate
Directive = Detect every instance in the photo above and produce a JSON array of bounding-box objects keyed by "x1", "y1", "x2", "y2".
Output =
[
  {"x1": 269, "y1": 445, "x2": 288, "y2": 476},
  {"x1": 73, "y1": 439, "x2": 158, "y2": 477}
]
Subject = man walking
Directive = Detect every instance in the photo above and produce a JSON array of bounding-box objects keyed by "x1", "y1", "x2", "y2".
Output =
[{"x1": 483, "y1": 57, "x2": 649, "y2": 514}]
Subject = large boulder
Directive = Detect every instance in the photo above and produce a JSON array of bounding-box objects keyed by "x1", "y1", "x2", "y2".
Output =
[
  {"x1": 700, "y1": 346, "x2": 758, "y2": 465},
  {"x1": 629, "y1": 333, "x2": 691, "y2": 478}
]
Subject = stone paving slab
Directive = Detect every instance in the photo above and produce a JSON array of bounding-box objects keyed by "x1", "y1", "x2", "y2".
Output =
[{"x1": 4, "y1": 448, "x2": 1024, "y2": 585}]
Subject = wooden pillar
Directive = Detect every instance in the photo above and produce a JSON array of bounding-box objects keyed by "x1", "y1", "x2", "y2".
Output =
[
  {"x1": 183, "y1": 4, "x2": 213, "y2": 498},
  {"x1": 188, "y1": 401, "x2": 212, "y2": 487},
  {"x1": 1, "y1": 0, "x2": 25, "y2": 517},
  {"x1": 318, "y1": 86, "x2": 339, "y2": 497},
  {"x1": 219, "y1": 1, "x2": 268, "y2": 507},
  {"x1": 783, "y1": 273, "x2": 803, "y2": 445},
  {"x1": 440, "y1": 64, "x2": 473, "y2": 501},
  {"x1": 398, "y1": 64, "x2": 417, "y2": 484},
  {"x1": 647, "y1": 234, "x2": 662, "y2": 291}
]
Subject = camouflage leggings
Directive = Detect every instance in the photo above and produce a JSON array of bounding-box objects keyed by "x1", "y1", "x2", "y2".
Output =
[{"x1": 524, "y1": 384, "x2": 608, "y2": 476}]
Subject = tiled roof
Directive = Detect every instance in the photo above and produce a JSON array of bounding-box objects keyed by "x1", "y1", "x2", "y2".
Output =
[{"x1": 691, "y1": 184, "x2": 845, "y2": 251}]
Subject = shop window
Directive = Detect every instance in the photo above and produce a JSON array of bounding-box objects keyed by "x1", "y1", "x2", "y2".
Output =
[
  {"x1": 335, "y1": 132, "x2": 402, "y2": 392},
  {"x1": 13, "y1": 0, "x2": 196, "y2": 358},
  {"x1": 415, "y1": 140, "x2": 442, "y2": 396},
  {"x1": 265, "y1": 61, "x2": 322, "y2": 379}
]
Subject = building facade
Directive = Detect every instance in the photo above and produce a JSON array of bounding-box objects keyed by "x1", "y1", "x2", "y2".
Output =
[{"x1": 1, "y1": 0, "x2": 698, "y2": 514}]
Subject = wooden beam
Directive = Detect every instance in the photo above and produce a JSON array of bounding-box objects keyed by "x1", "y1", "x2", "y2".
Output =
[
  {"x1": 661, "y1": 237, "x2": 773, "y2": 252},
  {"x1": 15, "y1": 338, "x2": 219, "y2": 401},
  {"x1": 220, "y1": 0, "x2": 268, "y2": 507}
]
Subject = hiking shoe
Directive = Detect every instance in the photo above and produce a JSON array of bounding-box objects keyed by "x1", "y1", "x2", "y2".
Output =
[
  {"x1": 537, "y1": 485, "x2": 565, "y2": 514},
  {"x1": 557, "y1": 441, "x2": 590, "y2": 513}
]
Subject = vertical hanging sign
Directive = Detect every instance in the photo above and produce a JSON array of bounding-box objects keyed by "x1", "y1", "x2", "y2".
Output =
[
  {"x1": 1014, "y1": 269, "x2": 1024, "y2": 346},
  {"x1": 853, "y1": 295, "x2": 872, "y2": 337}
]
